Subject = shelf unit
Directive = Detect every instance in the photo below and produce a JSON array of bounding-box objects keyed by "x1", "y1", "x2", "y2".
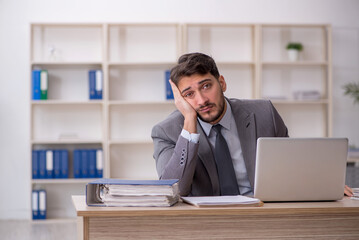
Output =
[
  {"x1": 30, "y1": 23, "x2": 333, "y2": 220},
  {"x1": 259, "y1": 24, "x2": 332, "y2": 137}
]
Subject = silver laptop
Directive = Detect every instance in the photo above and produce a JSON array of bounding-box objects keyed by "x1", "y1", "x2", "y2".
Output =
[{"x1": 254, "y1": 138, "x2": 348, "y2": 202}]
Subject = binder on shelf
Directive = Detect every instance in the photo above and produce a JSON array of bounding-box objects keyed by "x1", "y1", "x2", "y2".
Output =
[
  {"x1": 96, "y1": 149, "x2": 103, "y2": 178},
  {"x1": 38, "y1": 150, "x2": 46, "y2": 179},
  {"x1": 32, "y1": 150, "x2": 39, "y2": 179},
  {"x1": 40, "y1": 70, "x2": 48, "y2": 100},
  {"x1": 61, "y1": 150, "x2": 69, "y2": 178},
  {"x1": 38, "y1": 190, "x2": 47, "y2": 219},
  {"x1": 73, "y1": 150, "x2": 82, "y2": 178},
  {"x1": 86, "y1": 178, "x2": 180, "y2": 207},
  {"x1": 88, "y1": 150, "x2": 96, "y2": 178},
  {"x1": 81, "y1": 150, "x2": 89, "y2": 178},
  {"x1": 53, "y1": 150, "x2": 61, "y2": 178},
  {"x1": 45, "y1": 150, "x2": 53, "y2": 178},
  {"x1": 89, "y1": 70, "x2": 103, "y2": 100},
  {"x1": 32, "y1": 190, "x2": 39, "y2": 220},
  {"x1": 32, "y1": 70, "x2": 41, "y2": 100},
  {"x1": 165, "y1": 70, "x2": 173, "y2": 100}
]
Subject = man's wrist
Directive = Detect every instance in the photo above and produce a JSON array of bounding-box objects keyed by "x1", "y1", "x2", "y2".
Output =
[{"x1": 181, "y1": 129, "x2": 200, "y2": 143}]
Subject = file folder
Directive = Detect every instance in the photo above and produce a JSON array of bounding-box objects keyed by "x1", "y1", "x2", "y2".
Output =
[
  {"x1": 46, "y1": 150, "x2": 53, "y2": 178},
  {"x1": 38, "y1": 190, "x2": 46, "y2": 219},
  {"x1": 86, "y1": 179, "x2": 179, "y2": 207},
  {"x1": 32, "y1": 150, "x2": 39, "y2": 179},
  {"x1": 32, "y1": 190, "x2": 39, "y2": 220}
]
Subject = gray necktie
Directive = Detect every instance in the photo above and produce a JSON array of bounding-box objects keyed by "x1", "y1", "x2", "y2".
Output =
[{"x1": 212, "y1": 124, "x2": 240, "y2": 195}]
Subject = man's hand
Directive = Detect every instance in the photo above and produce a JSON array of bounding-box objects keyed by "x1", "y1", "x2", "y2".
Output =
[
  {"x1": 344, "y1": 185, "x2": 353, "y2": 197},
  {"x1": 169, "y1": 80, "x2": 197, "y2": 133}
]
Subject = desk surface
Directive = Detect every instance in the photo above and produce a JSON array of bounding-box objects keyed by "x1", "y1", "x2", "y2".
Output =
[{"x1": 72, "y1": 195, "x2": 359, "y2": 217}]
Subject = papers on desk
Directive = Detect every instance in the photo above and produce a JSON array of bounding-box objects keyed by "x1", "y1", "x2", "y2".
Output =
[
  {"x1": 86, "y1": 178, "x2": 180, "y2": 207},
  {"x1": 181, "y1": 195, "x2": 263, "y2": 208},
  {"x1": 351, "y1": 188, "x2": 359, "y2": 200}
]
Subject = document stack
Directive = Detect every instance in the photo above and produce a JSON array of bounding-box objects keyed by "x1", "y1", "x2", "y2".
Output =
[{"x1": 86, "y1": 178, "x2": 179, "y2": 207}]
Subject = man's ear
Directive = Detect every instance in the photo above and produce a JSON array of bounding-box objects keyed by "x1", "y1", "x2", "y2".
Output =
[{"x1": 218, "y1": 75, "x2": 227, "y2": 92}]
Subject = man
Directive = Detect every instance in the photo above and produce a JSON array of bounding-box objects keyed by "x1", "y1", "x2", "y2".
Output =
[{"x1": 151, "y1": 52, "x2": 353, "y2": 197}]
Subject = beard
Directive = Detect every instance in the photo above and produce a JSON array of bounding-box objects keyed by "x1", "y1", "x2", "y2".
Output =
[{"x1": 196, "y1": 93, "x2": 226, "y2": 124}]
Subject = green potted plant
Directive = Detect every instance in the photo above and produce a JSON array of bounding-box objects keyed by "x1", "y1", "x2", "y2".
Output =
[
  {"x1": 343, "y1": 82, "x2": 359, "y2": 104},
  {"x1": 286, "y1": 42, "x2": 303, "y2": 61}
]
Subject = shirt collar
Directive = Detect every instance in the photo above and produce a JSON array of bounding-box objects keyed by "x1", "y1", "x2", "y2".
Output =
[{"x1": 198, "y1": 99, "x2": 232, "y2": 137}]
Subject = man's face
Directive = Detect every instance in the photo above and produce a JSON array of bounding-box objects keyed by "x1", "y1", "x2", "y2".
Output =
[{"x1": 177, "y1": 73, "x2": 227, "y2": 124}]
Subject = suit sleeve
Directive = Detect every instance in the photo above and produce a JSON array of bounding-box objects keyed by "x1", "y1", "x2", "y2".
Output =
[
  {"x1": 151, "y1": 124, "x2": 199, "y2": 196},
  {"x1": 269, "y1": 101, "x2": 289, "y2": 137}
]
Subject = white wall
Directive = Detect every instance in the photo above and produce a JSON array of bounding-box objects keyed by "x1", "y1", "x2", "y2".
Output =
[{"x1": 0, "y1": 0, "x2": 358, "y2": 219}]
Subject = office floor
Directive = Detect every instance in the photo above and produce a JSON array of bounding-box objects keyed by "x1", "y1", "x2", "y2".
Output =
[{"x1": 0, "y1": 220, "x2": 77, "y2": 240}]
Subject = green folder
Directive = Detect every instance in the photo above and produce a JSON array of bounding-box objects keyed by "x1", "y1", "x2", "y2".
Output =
[{"x1": 40, "y1": 70, "x2": 48, "y2": 100}]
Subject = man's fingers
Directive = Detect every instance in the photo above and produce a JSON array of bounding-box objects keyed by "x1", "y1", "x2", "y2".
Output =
[{"x1": 344, "y1": 185, "x2": 353, "y2": 197}]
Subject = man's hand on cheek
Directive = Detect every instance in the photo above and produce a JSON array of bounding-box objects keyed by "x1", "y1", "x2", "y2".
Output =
[{"x1": 169, "y1": 80, "x2": 197, "y2": 120}]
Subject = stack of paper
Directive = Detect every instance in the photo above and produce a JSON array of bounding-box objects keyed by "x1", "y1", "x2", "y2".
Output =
[
  {"x1": 351, "y1": 188, "x2": 359, "y2": 200},
  {"x1": 181, "y1": 195, "x2": 263, "y2": 208},
  {"x1": 86, "y1": 179, "x2": 179, "y2": 207}
]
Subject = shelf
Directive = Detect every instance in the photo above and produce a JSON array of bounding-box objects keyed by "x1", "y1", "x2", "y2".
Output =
[
  {"x1": 262, "y1": 61, "x2": 328, "y2": 66},
  {"x1": 217, "y1": 61, "x2": 255, "y2": 66},
  {"x1": 270, "y1": 99, "x2": 329, "y2": 105},
  {"x1": 31, "y1": 139, "x2": 103, "y2": 144},
  {"x1": 109, "y1": 100, "x2": 174, "y2": 106},
  {"x1": 109, "y1": 139, "x2": 152, "y2": 145},
  {"x1": 31, "y1": 100, "x2": 103, "y2": 105},
  {"x1": 31, "y1": 218, "x2": 77, "y2": 224},
  {"x1": 31, "y1": 61, "x2": 103, "y2": 66},
  {"x1": 108, "y1": 61, "x2": 176, "y2": 67},
  {"x1": 32, "y1": 178, "x2": 99, "y2": 184}
]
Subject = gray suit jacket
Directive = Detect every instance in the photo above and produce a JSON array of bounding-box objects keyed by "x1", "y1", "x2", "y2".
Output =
[{"x1": 151, "y1": 98, "x2": 288, "y2": 196}]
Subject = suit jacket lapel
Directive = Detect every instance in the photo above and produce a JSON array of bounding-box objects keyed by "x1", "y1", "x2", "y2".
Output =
[
  {"x1": 230, "y1": 101, "x2": 257, "y2": 188},
  {"x1": 197, "y1": 122, "x2": 220, "y2": 195}
]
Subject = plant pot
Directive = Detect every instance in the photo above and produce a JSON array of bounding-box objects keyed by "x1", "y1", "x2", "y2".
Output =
[{"x1": 287, "y1": 49, "x2": 299, "y2": 62}]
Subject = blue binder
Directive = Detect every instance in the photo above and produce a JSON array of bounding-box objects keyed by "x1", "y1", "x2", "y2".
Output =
[
  {"x1": 32, "y1": 70, "x2": 41, "y2": 100},
  {"x1": 89, "y1": 70, "x2": 97, "y2": 100},
  {"x1": 32, "y1": 190, "x2": 39, "y2": 219},
  {"x1": 38, "y1": 189, "x2": 47, "y2": 219},
  {"x1": 88, "y1": 150, "x2": 96, "y2": 178},
  {"x1": 81, "y1": 150, "x2": 89, "y2": 178},
  {"x1": 165, "y1": 70, "x2": 173, "y2": 100},
  {"x1": 32, "y1": 150, "x2": 39, "y2": 179},
  {"x1": 38, "y1": 150, "x2": 46, "y2": 179},
  {"x1": 45, "y1": 150, "x2": 53, "y2": 178},
  {"x1": 89, "y1": 70, "x2": 103, "y2": 100},
  {"x1": 96, "y1": 149, "x2": 103, "y2": 178},
  {"x1": 53, "y1": 150, "x2": 61, "y2": 178},
  {"x1": 73, "y1": 150, "x2": 82, "y2": 178},
  {"x1": 61, "y1": 150, "x2": 69, "y2": 178}
]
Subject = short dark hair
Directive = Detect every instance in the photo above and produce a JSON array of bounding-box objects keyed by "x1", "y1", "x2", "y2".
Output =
[{"x1": 170, "y1": 53, "x2": 220, "y2": 85}]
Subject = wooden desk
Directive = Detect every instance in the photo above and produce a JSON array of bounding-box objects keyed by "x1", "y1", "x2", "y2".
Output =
[{"x1": 72, "y1": 195, "x2": 359, "y2": 239}]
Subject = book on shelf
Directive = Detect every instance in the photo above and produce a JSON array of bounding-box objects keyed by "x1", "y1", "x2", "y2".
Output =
[
  {"x1": 89, "y1": 70, "x2": 103, "y2": 100},
  {"x1": 32, "y1": 70, "x2": 41, "y2": 100},
  {"x1": 40, "y1": 70, "x2": 48, "y2": 100},
  {"x1": 73, "y1": 149, "x2": 103, "y2": 179},
  {"x1": 165, "y1": 70, "x2": 173, "y2": 100},
  {"x1": 32, "y1": 150, "x2": 68, "y2": 179},
  {"x1": 181, "y1": 195, "x2": 263, "y2": 208},
  {"x1": 32, "y1": 69, "x2": 48, "y2": 100},
  {"x1": 32, "y1": 189, "x2": 47, "y2": 220},
  {"x1": 86, "y1": 178, "x2": 179, "y2": 207}
]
